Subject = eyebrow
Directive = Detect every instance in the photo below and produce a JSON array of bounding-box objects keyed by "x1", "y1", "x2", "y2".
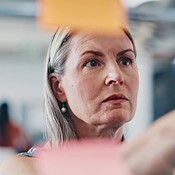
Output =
[
  {"x1": 81, "y1": 49, "x2": 134, "y2": 58},
  {"x1": 81, "y1": 50, "x2": 104, "y2": 57},
  {"x1": 117, "y1": 49, "x2": 134, "y2": 57}
]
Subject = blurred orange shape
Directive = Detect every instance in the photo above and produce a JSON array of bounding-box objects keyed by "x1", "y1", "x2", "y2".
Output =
[
  {"x1": 37, "y1": 0, "x2": 128, "y2": 34},
  {"x1": 35, "y1": 139, "x2": 132, "y2": 175}
]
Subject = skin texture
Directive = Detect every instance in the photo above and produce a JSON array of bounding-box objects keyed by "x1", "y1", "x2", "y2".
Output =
[
  {"x1": 0, "y1": 156, "x2": 37, "y2": 175},
  {"x1": 51, "y1": 30, "x2": 139, "y2": 139}
]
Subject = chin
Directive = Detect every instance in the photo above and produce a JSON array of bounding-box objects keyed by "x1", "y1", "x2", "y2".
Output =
[{"x1": 104, "y1": 109, "x2": 133, "y2": 125}]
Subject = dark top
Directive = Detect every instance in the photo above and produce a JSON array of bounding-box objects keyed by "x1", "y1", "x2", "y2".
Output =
[{"x1": 18, "y1": 146, "x2": 36, "y2": 157}]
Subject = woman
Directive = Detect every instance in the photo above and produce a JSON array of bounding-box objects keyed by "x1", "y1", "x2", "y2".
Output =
[
  {"x1": 0, "y1": 27, "x2": 175, "y2": 175},
  {"x1": 44, "y1": 26, "x2": 138, "y2": 143}
]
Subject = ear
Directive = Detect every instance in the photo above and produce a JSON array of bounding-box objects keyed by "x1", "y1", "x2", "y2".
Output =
[{"x1": 49, "y1": 73, "x2": 66, "y2": 102}]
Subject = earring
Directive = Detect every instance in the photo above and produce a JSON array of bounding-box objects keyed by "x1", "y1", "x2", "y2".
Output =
[{"x1": 61, "y1": 103, "x2": 67, "y2": 113}]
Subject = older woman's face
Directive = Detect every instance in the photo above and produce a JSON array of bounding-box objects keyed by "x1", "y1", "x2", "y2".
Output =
[{"x1": 60, "y1": 30, "x2": 139, "y2": 138}]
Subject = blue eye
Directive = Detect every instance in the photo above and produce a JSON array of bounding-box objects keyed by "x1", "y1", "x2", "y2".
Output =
[
  {"x1": 119, "y1": 58, "x2": 132, "y2": 66},
  {"x1": 85, "y1": 59, "x2": 100, "y2": 67}
]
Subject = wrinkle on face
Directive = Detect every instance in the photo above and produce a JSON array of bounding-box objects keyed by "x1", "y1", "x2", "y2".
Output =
[{"x1": 60, "y1": 29, "x2": 139, "y2": 139}]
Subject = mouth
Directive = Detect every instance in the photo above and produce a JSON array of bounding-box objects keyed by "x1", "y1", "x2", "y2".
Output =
[{"x1": 102, "y1": 94, "x2": 129, "y2": 104}]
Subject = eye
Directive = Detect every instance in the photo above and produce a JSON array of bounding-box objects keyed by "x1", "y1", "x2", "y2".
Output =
[
  {"x1": 119, "y1": 57, "x2": 133, "y2": 66},
  {"x1": 84, "y1": 59, "x2": 101, "y2": 67}
]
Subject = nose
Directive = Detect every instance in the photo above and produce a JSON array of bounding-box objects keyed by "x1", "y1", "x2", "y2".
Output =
[{"x1": 105, "y1": 65, "x2": 124, "y2": 86}]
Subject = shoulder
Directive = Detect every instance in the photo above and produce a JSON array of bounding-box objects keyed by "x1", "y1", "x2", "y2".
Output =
[
  {"x1": 0, "y1": 155, "x2": 37, "y2": 175},
  {"x1": 0, "y1": 142, "x2": 51, "y2": 175}
]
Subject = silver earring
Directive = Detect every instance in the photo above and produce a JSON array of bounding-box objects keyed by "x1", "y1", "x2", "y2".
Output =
[{"x1": 61, "y1": 103, "x2": 67, "y2": 113}]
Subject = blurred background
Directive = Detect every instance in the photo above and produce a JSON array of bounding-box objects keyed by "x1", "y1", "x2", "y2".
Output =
[{"x1": 0, "y1": 0, "x2": 175, "y2": 163}]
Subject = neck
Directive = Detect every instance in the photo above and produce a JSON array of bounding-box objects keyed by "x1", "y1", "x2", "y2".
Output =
[
  {"x1": 112, "y1": 127, "x2": 124, "y2": 142},
  {"x1": 75, "y1": 121, "x2": 124, "y2": 141},
  {"x1": 70, "y1": 112, "x2": 124, "y2": 141}
]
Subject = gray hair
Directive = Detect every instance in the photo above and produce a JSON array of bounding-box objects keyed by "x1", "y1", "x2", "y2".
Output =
[{"x1": 44, "y1": 27, "x2": 77, "y2": 144}]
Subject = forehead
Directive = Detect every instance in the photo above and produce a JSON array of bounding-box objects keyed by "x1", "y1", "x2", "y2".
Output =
[{"x1": 70, "y1": 30, "x2": 133, "y2": 52}]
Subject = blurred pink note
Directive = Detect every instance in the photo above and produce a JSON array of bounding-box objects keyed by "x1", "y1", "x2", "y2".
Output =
[{"x1": 35, "y1": 139, "x2": 132, "y2": 175}]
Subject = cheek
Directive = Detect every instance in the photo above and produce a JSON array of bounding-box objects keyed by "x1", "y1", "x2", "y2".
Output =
[
  {"x1": 70, "y1": 76, "x2": 100, "y2": 102},
  {"x1": 130, "y1": 72, "x2": 139, "y2": 102},
  {"x1": 135, "y1": 72, "x2": 139, "y2": 94},
  {"x1": 64, "y1": 76, "x2": 100, "y2": 121}
]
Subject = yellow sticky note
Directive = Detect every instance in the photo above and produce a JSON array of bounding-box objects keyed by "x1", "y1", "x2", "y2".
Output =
[{"x1": 37, "y1": 0, "x2": 128, "y2": 34}]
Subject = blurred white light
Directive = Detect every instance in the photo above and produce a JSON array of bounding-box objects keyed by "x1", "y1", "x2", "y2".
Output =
[
  {"x1": 173, "y1": 58, "x2": 175, "y2": 65},
  {"x1": 123, "y1": 0, "x2": 160, "y2": 7}
]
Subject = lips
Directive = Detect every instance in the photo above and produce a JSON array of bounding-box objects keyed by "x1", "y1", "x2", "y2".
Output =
[{"x1": 102, "y1": 94, "x2": 128, "y2": 103}]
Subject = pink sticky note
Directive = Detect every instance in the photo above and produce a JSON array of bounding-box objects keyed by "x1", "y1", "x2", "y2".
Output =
[{"x1": 35, "y1": 139, "x2": 132, "y2": 175}]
